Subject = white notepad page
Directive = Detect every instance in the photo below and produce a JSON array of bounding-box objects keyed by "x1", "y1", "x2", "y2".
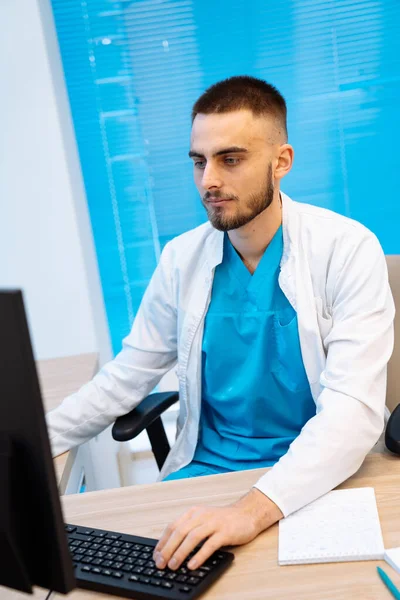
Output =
[{"x1": 279, "y1": 487, "x2": 385, "y2": 565}]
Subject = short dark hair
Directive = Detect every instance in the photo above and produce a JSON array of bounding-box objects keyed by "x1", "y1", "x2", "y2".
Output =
[{"x1": 191, "y1": 75, "x2": 288, "y2": 140}]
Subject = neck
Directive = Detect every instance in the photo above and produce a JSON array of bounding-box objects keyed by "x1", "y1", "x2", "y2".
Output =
[{"x1": 227, "y1": 189, "x2": 282, "y2": 268}]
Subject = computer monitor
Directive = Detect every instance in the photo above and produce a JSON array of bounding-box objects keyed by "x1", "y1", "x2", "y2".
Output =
[{"x1": 0, "y1": 289, "x2": 76, "y2": 595}]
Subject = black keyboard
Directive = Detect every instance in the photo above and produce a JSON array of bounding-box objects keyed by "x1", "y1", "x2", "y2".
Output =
[{"x1": 66, "y1": 524, "x2": 234, "y2": 599}]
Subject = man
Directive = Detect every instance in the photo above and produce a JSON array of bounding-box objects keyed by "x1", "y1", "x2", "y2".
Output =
[{"x1": 47, "y1": 76, "x2": 394, "y2": 573}]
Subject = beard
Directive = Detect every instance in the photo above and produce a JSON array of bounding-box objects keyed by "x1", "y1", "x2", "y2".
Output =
[{"x1": 202, "y1": 163, "x2": 274, "y2": 232}]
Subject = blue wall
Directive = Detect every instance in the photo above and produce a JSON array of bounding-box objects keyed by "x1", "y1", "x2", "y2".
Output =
[{"x1": 51, "y1": 0, "x2": 400, "y2": 354}]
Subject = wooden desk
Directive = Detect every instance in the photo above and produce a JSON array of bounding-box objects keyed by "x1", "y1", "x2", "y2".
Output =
[{"x1": 53, "y1": 453, "x2": 400, "y2": 600}]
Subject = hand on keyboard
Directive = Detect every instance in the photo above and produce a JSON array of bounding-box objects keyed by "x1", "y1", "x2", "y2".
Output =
[{"x1": 153, "y1": 487, "x2": 283, "y2": 571}]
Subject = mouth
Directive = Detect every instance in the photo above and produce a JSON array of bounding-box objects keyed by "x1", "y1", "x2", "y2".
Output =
[{"x1": 207, "y1": 198, "x2": 233, "y2": 205}]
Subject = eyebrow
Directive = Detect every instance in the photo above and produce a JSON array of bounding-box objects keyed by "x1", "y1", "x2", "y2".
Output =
[{"x1": 188, "y1": 146, "x2": 249, "y2": 159}]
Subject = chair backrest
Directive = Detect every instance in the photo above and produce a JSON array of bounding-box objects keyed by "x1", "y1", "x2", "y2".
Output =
[{"x1": 385, "y1": 256, "x2": 400, "y2": 413}]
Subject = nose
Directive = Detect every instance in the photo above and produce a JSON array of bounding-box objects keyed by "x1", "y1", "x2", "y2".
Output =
[{"x1": 201, "y1": 163, "x2": 222, "y2": 190}]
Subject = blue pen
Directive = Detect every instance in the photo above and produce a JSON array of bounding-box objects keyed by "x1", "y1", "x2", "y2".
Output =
[{"x1": 377, "y1": 566, "x2": 400, "y2": 600}]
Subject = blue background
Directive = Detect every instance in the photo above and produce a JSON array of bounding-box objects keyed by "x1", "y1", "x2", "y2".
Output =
[{"x1": 51, "y1": 0, "x2": 400, "y2": 354}]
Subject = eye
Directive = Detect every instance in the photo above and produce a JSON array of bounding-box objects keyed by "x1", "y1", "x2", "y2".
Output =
[
  {"x1": 194, "y1": 160, "x2": 206, "y2": 169},
  {"x1": 224, "y1": 157, "x2": 240, "y2": 165}
]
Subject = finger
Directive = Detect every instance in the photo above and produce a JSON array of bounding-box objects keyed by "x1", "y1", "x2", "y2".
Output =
[
  {"x1": 166, "y1": 524, "x2": 213, "y2": 570},
  {"x1": 154, "y1": 511, "x2": 194, "y2": 557},
  {"x1": 154, "y1": 514, "x2": 202, "y2": 568},
  {"x1": 154, "y1": 507, "x2": 199, "y2": 555},
  {"x1": 187, "y1": 533, "x2": 224, "y2": 570}
]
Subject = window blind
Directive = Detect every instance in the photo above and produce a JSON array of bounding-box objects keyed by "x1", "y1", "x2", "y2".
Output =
[{"x1": 51, "y1": 0, "x2": 400, "y2": 354}]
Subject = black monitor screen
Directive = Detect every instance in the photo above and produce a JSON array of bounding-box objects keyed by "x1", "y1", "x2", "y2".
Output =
[{"x1": 0, "y1": 289, "x2": 75, "y2": 594}]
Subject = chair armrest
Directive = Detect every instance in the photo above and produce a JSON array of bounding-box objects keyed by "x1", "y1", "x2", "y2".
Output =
[
  {"x1": 112, "y1": 391, "x2": 179, "y2": 442},
  {"x1": 385, "y1": 403, "x2": 400, "y2": 456}
]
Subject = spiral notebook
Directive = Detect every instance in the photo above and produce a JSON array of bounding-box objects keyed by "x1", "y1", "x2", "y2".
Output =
[{"x1": 279, "y1": 487, "x2": 385, "y2": 565}]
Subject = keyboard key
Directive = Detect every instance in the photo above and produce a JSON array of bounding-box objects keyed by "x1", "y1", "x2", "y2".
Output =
[
  {"x1": 178, "y1": 567, "x2": 189, "y2": 575},
  {"x1": 74, "y1": 534, "x2": 93, "y2": 542},
  {"x1": 132, "y1": 566, "x2": 144, "y2": 574},
  {"x1": 120, "y1": 549, "x2": 130, "y2": 556},
  {"x1": 92, "y1": 559, "x2": 103, "y2": 566},
  {"x1": 65, "y1": 525, "x2": 76, "y2": 533},
  {"x1": 92, "y1": 567, "x2": 101, "y2": 574},
  {"x1": 114, "y1": 563, "x2": 124, "y2": 570},
  {"x1": 129, "y1": 575, "x2": 140, "y2": 583},
  {"x1": 166, "y1": 573, "x2": 177, "y2": 580},
  {"x1": 200, "y1": 565, "x2": 212, "y2": 572},
  {"x1": 150, "y1": 579, "x2": 162, "y2": 587},
  {"x1": 101, "y1": 561, "x2": 113, "y2": 568},
  {"x1": 112, "y1": 572, "x2": 123, "y2": 579},
  {"x1": 93, "y1": 532, "x2": 107, "y2": 538},
  {"x1": 124, "y1": 557, "x2": 135, "y2": 564},
  {"x1": 91, "y1": 543, "x2": 101, "y2": 550},
  {"x1": 82, "y1": 530, "x2": 94, "y2": 536},
  {"x1": 162, "y1": 581, "x2": 174, "y2": 589},
  {"x1": 176, "y1": 575, "x2": 188, "y2": 583},
  {"x1": 70, "y1": 540, "x2": 82, "y2": 547},
  {"x1": 103, "y1": 539, "x2": 113, "y2": 546},
  {"x1": 109, "y1": 534, "x2": 121, "y2": 540},
  {"x1": 121, "y1": 565, "x2": 133, "y2": 573},
  {"x1": 112, "y1": 540, "x2": 123, "y2": 547},
  {"x1": 140, "y1": 577, "x2": 151, "y2": 584},
  {"x1": 133, "y1": 544, "x2": 143, "y2": 551},
  {"x1": 141, "y1": 552, "x2": 151, "y2": 560},
  {"x1": 180, "y1": 586, "x2": 192, "y2": 593},
  {"x1": 143, "y1": 546, "x2": 154, "y2": 553},
  {"x1": 82, "y1": 557, "x2": 93, "y2": 564},
  {"x1": 191, "y1": 569, "x2": 207, "y2": 578},
  {"x1": 74, "y1": 554, "x2": 84, "y2": 563},
  {"x1": 154, "y1": 571, "x2": 165, "y2": 579},
  {"x1": 144, "y1": 568, "x2": 155, "y2": 576},
  {"x1": 188, "y1": 576, "x2": 200, "y2": 585},
  {"x1": 122, "y1": 542, "x2": 133, "y2": 549},
  {"x1": 94, "y1": 552, "x2": 106, "y2": 558},
  {"x1": 81, "y1": 566, "x2": 91, "y2": 572},
  {"x1": 102, "y1": 569, "x2": 112, "y2": 577},
  {"x1": 130, "y1": 551, "x2": 141, "y2": 559}
]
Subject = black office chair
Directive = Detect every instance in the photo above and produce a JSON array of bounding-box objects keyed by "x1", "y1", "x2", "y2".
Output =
[
  {"x1": 112, "y1": 255, "x2": 400, "y2": 470},
  {"x1": 385, "y1": 404, "x2": 400, "y2": 456},
  {"x1": 112, "y1": 391, "x2": 179, "y2": 471}
]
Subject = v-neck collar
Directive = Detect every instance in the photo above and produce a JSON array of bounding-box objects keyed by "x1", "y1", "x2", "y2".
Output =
[{"x1": 223, "y1": 225, "x2": 283, "y2": 292}]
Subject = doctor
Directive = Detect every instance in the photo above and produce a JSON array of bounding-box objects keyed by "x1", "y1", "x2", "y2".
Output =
[{"x1": 47, "y1": 76, "x2": 394, "y2": 573}]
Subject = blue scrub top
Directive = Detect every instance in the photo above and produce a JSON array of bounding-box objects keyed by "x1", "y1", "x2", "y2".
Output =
[{"x1": 193, "y1": 225, "x2": 316, "y2": 471}]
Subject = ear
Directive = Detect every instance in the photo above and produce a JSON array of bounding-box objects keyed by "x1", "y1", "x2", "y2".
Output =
[{"x1": 274, "y1": 144, "x2": 294, "y2": 181}]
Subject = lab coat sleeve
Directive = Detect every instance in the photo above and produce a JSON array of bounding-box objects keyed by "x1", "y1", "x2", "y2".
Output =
[
  {"x1": 46, "y1": 242, "x2": 178, "y2": 457},
  {"x1": 253, "y1": 232, "x2": 395, "y2": 516}
]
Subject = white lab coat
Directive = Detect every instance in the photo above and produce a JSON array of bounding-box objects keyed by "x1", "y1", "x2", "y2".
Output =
[{"x1": 46, "y1": 192, "x2": 394, "y2": 516}]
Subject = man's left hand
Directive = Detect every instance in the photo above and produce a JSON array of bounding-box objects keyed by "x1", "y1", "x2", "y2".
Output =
[{"x1": 153, "y1": 487, "x2": 283, "y2": 571}]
